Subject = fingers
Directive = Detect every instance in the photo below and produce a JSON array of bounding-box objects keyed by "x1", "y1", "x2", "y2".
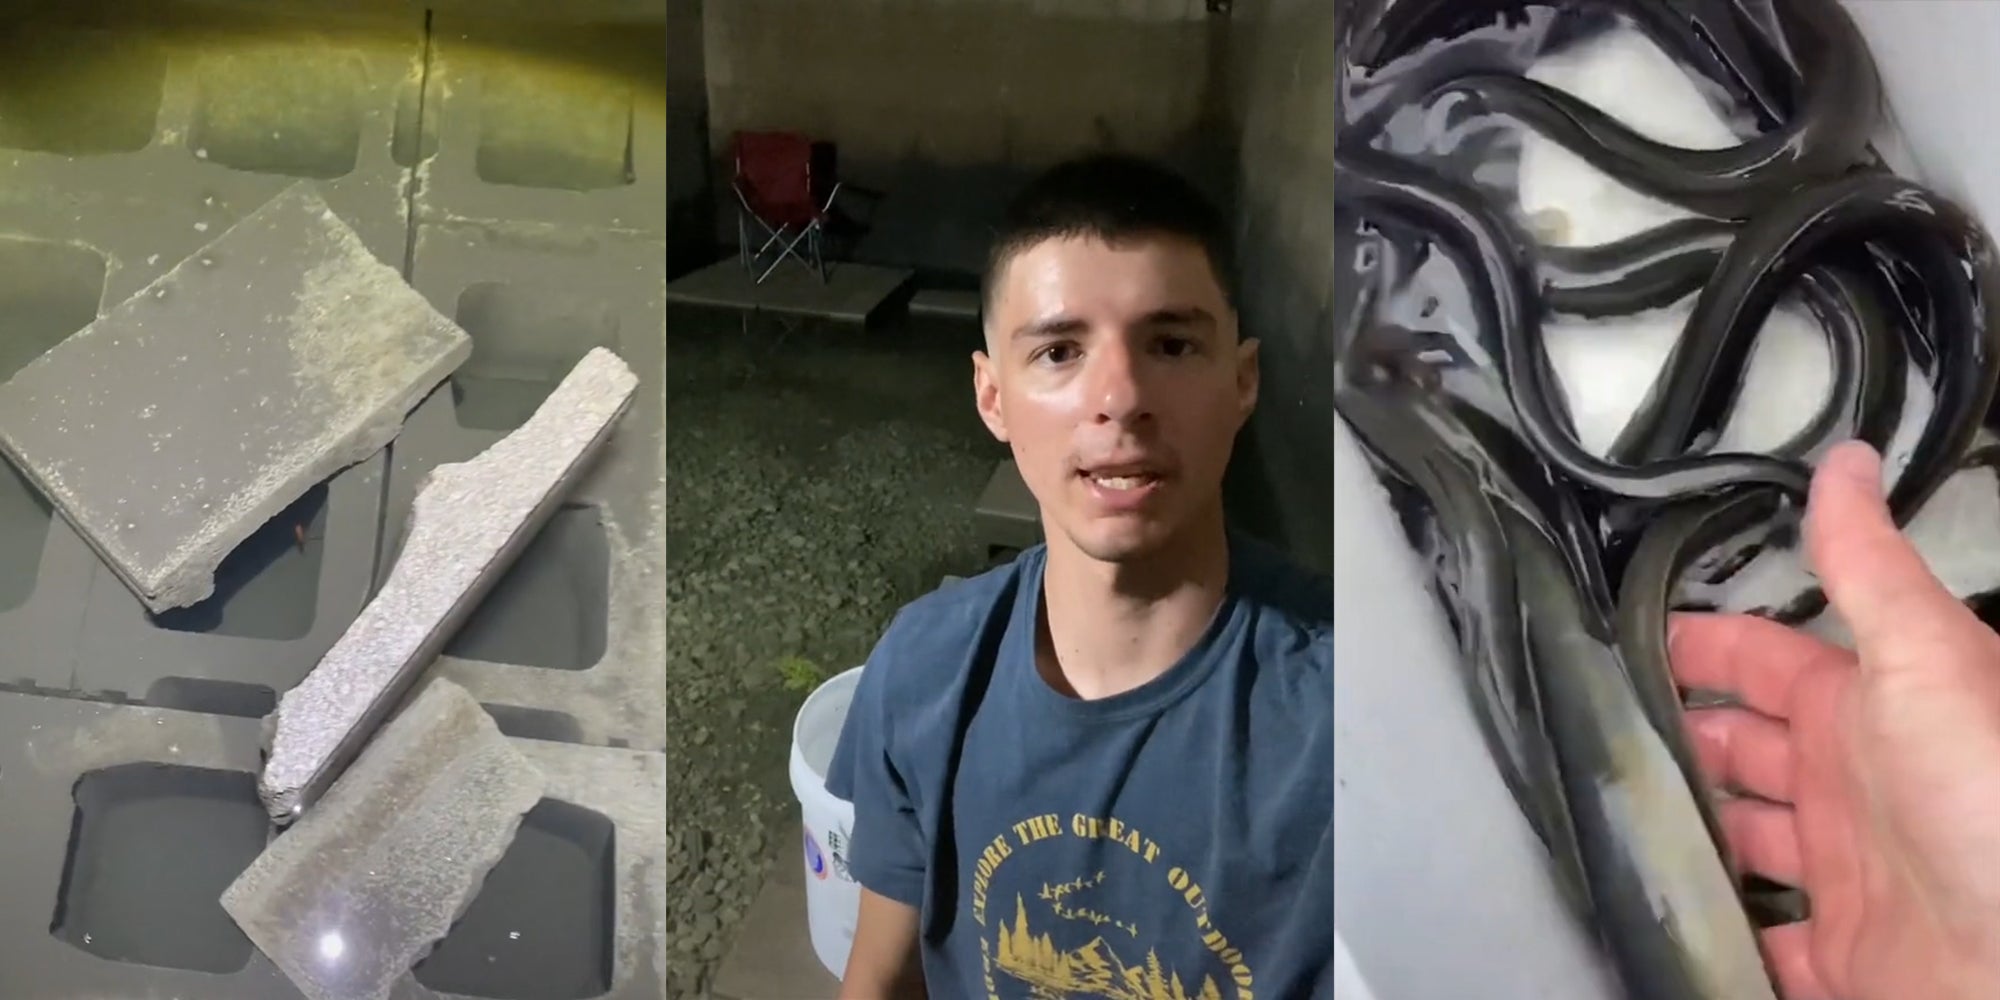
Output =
[
  {"x1": 1720, "y1": 797, "x2": 1804, "y2": 885},
  {"x1": 1686, "y1": 707, "x2": 1795, "y2": 803},
  {"x1": 1760, "y1": 923, "x2": 1830, "y2": 1000},
  {"x1": 1804, "y1": 441, "x2": 1973, "y2": 660},
  {"x1": 1669, "y1": 612, "x2": 1846, "y2": 722}
]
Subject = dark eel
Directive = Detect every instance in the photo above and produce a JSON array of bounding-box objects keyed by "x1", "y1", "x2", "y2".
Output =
[
  {"x1": 1335, "y1": 143, "x2": 1814, "y2": 502},
  {"x1": 1614, "y1": 487, "x2": 1790, "y2": 851},
  {"x1": 1777, "y1": 263, "x2": 1906, "y2": 460},
  {"x1": 1541, "y1": 227, "x2": 1904, "y2": 463},
  {"x1": 1337, "y1": 327, "x2": 1779, "y2": 1000},
  {"x1": 1338, "y1": 315, "x2": 1593, "y2": 922},
  {"x1": 1416, "y1": 0, "x2": 1879, "y2": 219},
  {"x1": 1541, "y1": 217, "x2": 1737, "y2": 318},
  {"x1": 1605, "y1": 171, "x2": 2000, "y2": 521},
  {"x1": 1341, "y1": 0, "x2": 1801, "y2": 140}
]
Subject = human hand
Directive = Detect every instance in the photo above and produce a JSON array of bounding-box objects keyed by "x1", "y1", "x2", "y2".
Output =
[{"x1": 1668, "y1": 440, "x2": 2000, "y2": 1000}]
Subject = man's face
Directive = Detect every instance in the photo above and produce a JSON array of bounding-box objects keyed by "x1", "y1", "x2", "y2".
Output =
[{"x1": 973, "y1": 234, "x2": 1259, "y2": 564}]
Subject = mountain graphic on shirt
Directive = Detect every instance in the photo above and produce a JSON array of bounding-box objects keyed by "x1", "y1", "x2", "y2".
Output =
[{"x1": 994, "y1": 894, "x2": 1225, "y2": 1000}]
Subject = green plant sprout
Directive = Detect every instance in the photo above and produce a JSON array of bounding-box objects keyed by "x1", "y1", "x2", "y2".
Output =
[{"x1": 776, "y1": 654, "x2": 830, "y2": 694}]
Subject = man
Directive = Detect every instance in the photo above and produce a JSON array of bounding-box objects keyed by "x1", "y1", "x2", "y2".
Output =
[{"x1": 825, "y1": 153, "x2": 1333, "y2": 1000}]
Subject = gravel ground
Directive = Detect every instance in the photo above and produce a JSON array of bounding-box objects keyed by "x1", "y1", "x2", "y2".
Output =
[{"x1": 658, "y1": 306, "x2": 1006, "y2": 996}]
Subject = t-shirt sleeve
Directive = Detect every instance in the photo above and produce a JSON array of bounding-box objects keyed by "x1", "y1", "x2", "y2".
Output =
[{"x1": 825, "y1": 631, "x2": 928, "y2": 907}]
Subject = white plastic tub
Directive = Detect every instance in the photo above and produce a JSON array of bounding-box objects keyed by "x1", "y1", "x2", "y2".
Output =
[{"x1": 787, "y1": 665, "x2": 865, "y2": 979}]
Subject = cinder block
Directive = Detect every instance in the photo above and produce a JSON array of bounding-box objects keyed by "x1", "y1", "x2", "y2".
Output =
[
  {"x1": 0, "y1": 13, "x2": 421, "y2": 288},
  {"x1": 388, "y1": 221, "x2": 666, "y2": 751},
  {"x1": 68, "y1": 455, "x2": 387, "y2": 711},
  {"x1": 0, "y1": 23, "x2": 417, "y2": 687},
  {"x1": 0, "y1": 235, "x2": 114, "y2": 690},
  {"x1": 412, "y1": 16, "x2": 666, "y2": 237},
  {"x1": 0, "y1": 9, "x2": 429, "y2": 701},
  {"x1": 0, "y1": 689, "x2": 668, "y2": 1000},
  {"x1": 1, "y1": 196, "x2": 392, "y2": 709}
]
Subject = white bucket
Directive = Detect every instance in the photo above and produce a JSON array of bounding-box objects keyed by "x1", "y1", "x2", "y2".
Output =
[{"x1": 788, "y1": 665, "x2": 865, "y2": 980}]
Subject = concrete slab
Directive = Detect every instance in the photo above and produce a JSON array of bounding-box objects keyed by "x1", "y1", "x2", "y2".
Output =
[
  {"x1": 665, "y1": 257, "x2": 914, "y2": 325},
  {"x1": 711, "y1": 834, "x2": 844, "y2": 1000},
  {"x1": 412, "y1": 15, "x2": 666, "y2": 237},
  {"x1": 0, "y1": 689, "x2": 667, "y2": 1000},
  {"x1": 973, "y1": 458, "x2": 1041, "y2": 554},
  {"x1": 0, "y1": 211, "x2": 396, "y2": 700},
  {"x1": 224, "y1": 679, "x2": 545, "y2": 1000},
  {"x1": 0, "y1": 184, "x2": 469, "y2": 614},
  {"x1": 909, "y1": 287, "x2": 981, "y2": 321},
  {"x1": 388, "y1": 222, "x2": 666, "y2": 752},
  {"x1": 261, "y1": 348, "x2": 637, "y2": 820},
  {"x1": 28, "y1": 168, "x2": 402, "y2": 708}
]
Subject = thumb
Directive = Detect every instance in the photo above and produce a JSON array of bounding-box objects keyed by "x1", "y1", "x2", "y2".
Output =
[{"x1": 1804, "y1": 440, "x2": 1971, "y2": 658}]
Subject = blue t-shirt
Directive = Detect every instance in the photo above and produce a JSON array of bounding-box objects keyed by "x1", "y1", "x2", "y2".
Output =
[{"x1": 826, "y1": 533, "x2": 1334, "y2": 1000}]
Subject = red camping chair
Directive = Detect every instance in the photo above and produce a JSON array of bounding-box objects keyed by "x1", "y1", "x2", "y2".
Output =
[{"x1": 732, "y1": 130, "x2": 843, "y2": 285}]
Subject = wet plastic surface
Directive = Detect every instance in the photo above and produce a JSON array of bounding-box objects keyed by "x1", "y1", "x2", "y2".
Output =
[{"x1": 1335, "y1": 0, "x2": 2000, "y2": 995}]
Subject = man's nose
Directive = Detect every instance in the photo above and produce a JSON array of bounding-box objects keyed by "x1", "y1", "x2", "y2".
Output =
[{"x1": 1085, "y1": 339, "x2": 1152, "y2": 424}]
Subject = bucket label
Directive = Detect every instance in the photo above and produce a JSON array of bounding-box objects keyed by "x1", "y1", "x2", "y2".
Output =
[
  {"x1": 824, "y1": 826, "x2": 854, "y2": 882},
  {"x1": 805, "y1": 829, "x2": 828, "y2": 880}
]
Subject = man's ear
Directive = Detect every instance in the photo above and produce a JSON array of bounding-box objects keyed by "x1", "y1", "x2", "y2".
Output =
[
  {"x1": 972, "y1": 351, "x2": 1010, "y2": 443},
  {"x1": 1235, "y1": 336, "x2": 1261, "y2": 422}
]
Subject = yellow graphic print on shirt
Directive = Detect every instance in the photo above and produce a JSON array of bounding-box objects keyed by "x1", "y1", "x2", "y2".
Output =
[{"x1": 968, "y1": 812, "x2": 1257, "y2": 1000}]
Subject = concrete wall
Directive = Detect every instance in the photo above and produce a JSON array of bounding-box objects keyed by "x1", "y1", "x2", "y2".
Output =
[
  {"x1": 1221, "y1": 0, "x2": 1333, "y2": 571},
  {"x1": 666, "y1": 0, "x2": 711, "y2": 277},
  {"x1": 700, "y1": 0, "x2": 1230, "y2": 275}
]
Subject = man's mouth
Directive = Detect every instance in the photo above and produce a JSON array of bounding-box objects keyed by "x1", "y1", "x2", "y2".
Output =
[{"x1": 1079, "y1": 466, "x2": 1165, "y2": 491}]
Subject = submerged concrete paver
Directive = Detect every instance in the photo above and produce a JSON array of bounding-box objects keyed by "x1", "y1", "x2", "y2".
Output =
[
  {"x1": 0, "y1": 183, "x2": 470, "y2": 614},
  {"x1": 222, "y1": 678, "x2": 543, "y2": 1000},
  {"x1": 260, "y1": 347, "x2": 638, "y2": 820}
]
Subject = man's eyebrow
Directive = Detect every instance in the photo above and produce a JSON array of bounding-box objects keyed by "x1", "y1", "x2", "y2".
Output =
[
  {"x1": 1012, "y1": 316, "x2": 1089, "y2": 341},
  {"x1": 1011, "y1": 308, "x2": 1217, "y2": 341},
  {"x1": 1141, "y1": 307, "x2": 1215, "y2": 328}
]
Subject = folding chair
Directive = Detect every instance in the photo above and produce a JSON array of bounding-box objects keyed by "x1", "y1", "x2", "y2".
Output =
[{"x1": 732, "y1": 130, "x2": 843, "y2": 285}]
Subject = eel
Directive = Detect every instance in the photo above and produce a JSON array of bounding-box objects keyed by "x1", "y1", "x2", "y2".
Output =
[
  {"x1": 1335, "y1": 143, "x2": 1814, "y2": 503},
  {"x1": 1614, "y1": 487, "x2": 1790, "y2": 850},
  {"x1": 1335, "y1": 328, "x2": 1780, "y2": 1000},
  {"x1": 1338, "y1": 318, "x2": 1593, "y2": 923},
  {"x1": 1606, "y1": 170, "x2": 2000, "y2": 522},
  {"x1": 1342, "y1": 0, "x2": 1800, "y2": 140},
  {"x1": 1417, "y1": 0, "x2": 1879, "y2": 219},
  {"x1": 1541, "y1": 217, "x2": 1737, "y2": 319},
  {"x1": 1542, "y1": 239, "x2": 1903, "y2": 462}
]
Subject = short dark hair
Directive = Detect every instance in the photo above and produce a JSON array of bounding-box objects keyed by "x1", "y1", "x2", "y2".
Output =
[{"x1": 982, "y1": 154, "x2": 1235, "y2": 316}]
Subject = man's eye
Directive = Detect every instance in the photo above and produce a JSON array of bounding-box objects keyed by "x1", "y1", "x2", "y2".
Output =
[
  {"x1": 1038, "y1": 343, "x2": 1080, "y2": 365},
  {"x1": 1159, "y1": 337, "x2": 1197, "y2": 358}
]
